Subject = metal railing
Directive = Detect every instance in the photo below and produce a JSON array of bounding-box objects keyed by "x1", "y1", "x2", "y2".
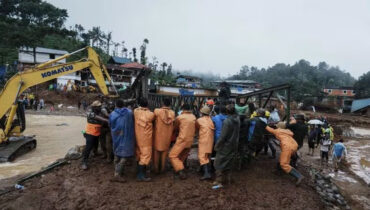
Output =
[{"x1": 148, "y1": 93, "x2": 219, "y2": 117}]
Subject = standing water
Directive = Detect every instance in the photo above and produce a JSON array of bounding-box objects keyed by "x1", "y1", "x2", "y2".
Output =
[{"x1": 0, "y1": 114, "x2": 85, "y2": 179}]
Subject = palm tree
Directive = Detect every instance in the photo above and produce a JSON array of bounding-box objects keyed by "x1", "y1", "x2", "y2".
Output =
[
  {"x1": 113, "y1": 42, "x2": 120, "y2": 56},
  {"x1": 132, "y1": 48, "x2": 137, "y2": 62},
  {"x1": 105, "y1": 32, "x2": 112, "y2": 55},
  {"x1": 89, "y1": 26, "x2": 103, "y2": 47}
]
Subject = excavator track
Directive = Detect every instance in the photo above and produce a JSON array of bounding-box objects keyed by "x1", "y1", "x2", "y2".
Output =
[{"x1": 0, "y1": 136, "x2": 37, "y2": 162}]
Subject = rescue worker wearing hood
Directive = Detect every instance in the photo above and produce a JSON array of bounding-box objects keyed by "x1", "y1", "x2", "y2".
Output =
[
  {"x1": 169, "y1": 104, "x2": 196, "y2": 179},
  {"x1": 110, "y1": 99, "x2": 135, "y2": 182},
  {"x1": 196, "y1": 105, "x2": 215, "y2": 180},
  {"x1": 213, "y1": 105, "x2": 240, "y2": 189},
  {"x1": 134, "y1": 98, "x2": 155, "y2": 181},
  {"x1": 153, "y1": 98, "x2": 175, "y2": 173},
  {"x1": 266, "y1": 122, "x2": 304, "y2": 186}
]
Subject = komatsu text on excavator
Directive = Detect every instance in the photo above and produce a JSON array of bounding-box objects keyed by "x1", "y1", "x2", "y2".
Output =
[{"x1": 0, "y1": 47, "x2": 118, "y2": 162}]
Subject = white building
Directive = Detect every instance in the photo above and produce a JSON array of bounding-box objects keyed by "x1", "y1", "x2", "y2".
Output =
[
  {"x1": 18, "y1": 47, "x2": 77, "y2": 85},
  {"x1": 18, "y1": 47, "x2": 68, "y2": 65}
]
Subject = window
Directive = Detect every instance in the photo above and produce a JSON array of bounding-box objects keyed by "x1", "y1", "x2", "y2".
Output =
[
  {"x1": 49, "y1": 54, "x2": 55, "y2": 59},
  {"x1": 343, "y1": 90, "x2": 347, "y2": 94}
]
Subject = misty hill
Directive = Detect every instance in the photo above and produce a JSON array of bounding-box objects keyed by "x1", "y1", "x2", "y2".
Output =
[{"x1": 228, "y1": 60, "x2": 356, "y2": 101}]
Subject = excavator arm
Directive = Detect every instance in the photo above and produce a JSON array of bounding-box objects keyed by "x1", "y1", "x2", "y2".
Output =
[{"x1": 0, "y1": 47, "x2": 117, "y2": 143}]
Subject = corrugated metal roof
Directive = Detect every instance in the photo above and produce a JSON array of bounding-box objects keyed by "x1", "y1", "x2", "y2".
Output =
[
  {"x1": 213, "y1": 80, "x2": 257, "y2": 84},
  {"x1": 351, "y1": 98, "x2": 370, "y2": 112},
  {"x1": 109, "y1": 56, "x2": 132, "y2": 64},
  {"x1": 19, "y1": 47, "x2": 68, "y2": 55}
]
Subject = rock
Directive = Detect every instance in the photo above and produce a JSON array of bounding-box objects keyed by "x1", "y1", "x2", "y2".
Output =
[
  {"x1": 326, "y1": 188, "x2": 334, "y2": 193},
  {"x1": 331, "y1": 186, "x2": 339, "y2": 193},
  {"x1": 323, "y1": 174, "x2": 331, "y2": 181},
  {"x1": 316, "y1": 179, "x2": 325, "y2": 186},
  {"x1": 337, "y1": 199, "x2": 346, "y2": 206},
  {"x1": 345, "y1": 205, "x2": 351, "y2": 210},
  {"x1": 65, "y1": 146, "x2": 82, "y2": 160}
]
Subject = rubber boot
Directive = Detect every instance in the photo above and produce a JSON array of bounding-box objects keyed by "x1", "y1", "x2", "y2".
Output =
[
  {"x1": 137, "y1": 165, "x2": 151, "y2": 182},
  {"x1": 200, "y1": 163, "x2": 212, "y2": 180},
  {"x1": 81, "y1": 162, "x2": 88, "y2": 170},
  {"x1": 289, "y1": 168, "x2": 304, "y2": 186},
  {"x1": 178, "y1": 170, "x2": 187, "y2": 180}
]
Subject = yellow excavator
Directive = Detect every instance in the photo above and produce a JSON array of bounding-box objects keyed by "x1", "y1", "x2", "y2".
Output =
[{"x1": 0, "y1": 47, "x2": 118, "y2": 162}]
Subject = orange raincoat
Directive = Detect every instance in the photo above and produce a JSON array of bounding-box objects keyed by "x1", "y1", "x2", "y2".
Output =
[
  {"x1": 169, "y1": 111, "x2": 196, "y2": 172},
  {"x1": 266, "y1": 126, "x2": 298, "y2": 173},
  {"x1": 134, "y1": 107, "x2": 155, "y2": 165},
  {"x1": 196, "y1": 116, "x2": 215, "y2": 165},
  {"x1": 153, "y1": 107, "x2": 175, "y2": 172},
  {"x1": 153, "y1": 107, "x2": 175, "y2": 151}
]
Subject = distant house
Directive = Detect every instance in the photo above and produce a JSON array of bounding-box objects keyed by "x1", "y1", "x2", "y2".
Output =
[
  {"x1": 323, "y1": 87, "x2": 355, "y2": 97},
  {"x1": 18, "y1": 47, "x2": 68, "y2": 71},
  {"x1": 351, "y1": 98, "x2": 370, "y2": 116},
  {"x1": 176, "y1": 75, "x2": 202, "y2": 88},
  {"x1": 107, "y1": 56, "x2": 132, "y2": 65},
  {"x1": 212, "y1": 80, "x2": 260, "y2": 96},
  {"x1": 321, "y1": 87, "x2": 355, "y2": 111}
]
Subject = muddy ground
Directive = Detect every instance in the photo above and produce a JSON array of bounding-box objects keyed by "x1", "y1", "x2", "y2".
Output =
[{"x1": 0, "y1": 154, "x2": 325, "y2": 210}]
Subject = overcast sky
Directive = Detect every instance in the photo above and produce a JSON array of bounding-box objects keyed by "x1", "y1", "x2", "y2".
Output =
[{"x1": 47, "y1": 0, "x2": 370, "y2": 78}]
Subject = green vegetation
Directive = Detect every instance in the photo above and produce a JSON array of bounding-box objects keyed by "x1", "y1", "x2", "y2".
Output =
[
  {"x1": 229, "y1": 60, "x2": 356, "y2": 101},
  {"x1": 354, "y1": 71, "x2": 370, "y2": 99}
]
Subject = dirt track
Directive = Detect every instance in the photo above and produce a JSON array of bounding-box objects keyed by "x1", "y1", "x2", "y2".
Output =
[{"x1": 0, "y1": 154, "x2": 324, "y2": 210}]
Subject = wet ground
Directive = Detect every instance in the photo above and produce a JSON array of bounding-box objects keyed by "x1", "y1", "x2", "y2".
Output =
[
  {"x1": 1, "y1": 112, "x2": 369, "y2": 209},
  {"x1": 0, "y1": 154, "x2": 325, "y2": 210},
  {"x1": 0, "y1": 114, "x2": 85, "y2": 180},
  {"x1": 300, "y1": 127, "x2": 370, "y2": 210}
]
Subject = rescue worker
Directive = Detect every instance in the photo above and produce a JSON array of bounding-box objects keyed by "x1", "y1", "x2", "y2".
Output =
[
  {"x1": 212, "y1": 105, "x2": 227, "y2": 145},
  {"x1": 99, "y1": 100, "x2": 115, "y2": 162},
  {"x1": 212, "y1": 105, "x2": 240, "y2": 189},
  {"x1": 110, "y1": 99, "x2": 135, "y2": 182},
  {"x1": 266, "y1": 122, "x2": 304, "y2": 186},
  {"x1": 246, "y1": 108, "x2": 268, "y2": 158},
  {"x1": 320, "y1": 129, "x2": 332, "y2": 166},
  {"x1": 332, "y1": 139, "x2": 347, "y2": 172},
  {"x1": 169, "y1": 104, "x2": 196, "y2": 179},
  {"x1": 196, "y1": 106, "x2": 215, "y2": 180},
  {"x1": 153, "y1": 98, "x2": 175, "y2": 173},
  {"x1": 286, "y1": 114, "x2": 308, "y2": 167},
  {"x1": 134, "y1": 98, "x2": 155, "y2": 181},
  {"x1": 81, "y1": 101, "x2": 108, "y2": 170}
]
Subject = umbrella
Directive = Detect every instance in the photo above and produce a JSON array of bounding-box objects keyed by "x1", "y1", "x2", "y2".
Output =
[{"x1": 308, "y1": 119, "x2": 324, "y2": 125}]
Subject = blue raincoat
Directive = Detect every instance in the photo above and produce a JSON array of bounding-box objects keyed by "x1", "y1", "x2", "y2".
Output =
[
  {"x1": 212, "y1": 114, "x2": 227, "y2": 144},
  {"x1": 109, "y1": 107, "x2": 135, "y2": 158}
]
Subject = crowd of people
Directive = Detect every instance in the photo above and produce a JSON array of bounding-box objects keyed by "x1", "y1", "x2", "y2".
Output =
[
  {"x1": 20, "y1": 93, "x2": 45, "y2": 111},
  {"x1": 80, "y1": 97, "x2": 348, "y2": 189}
]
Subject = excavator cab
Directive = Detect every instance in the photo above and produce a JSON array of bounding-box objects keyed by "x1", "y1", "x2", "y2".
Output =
[{"x1": 0, "y1": 102, "x2": 36, "y2": 162}]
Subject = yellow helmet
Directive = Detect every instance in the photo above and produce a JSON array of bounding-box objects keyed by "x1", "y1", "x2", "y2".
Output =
[{"x1": 265, "y1": 110, "x2": 270, "y2": 117}]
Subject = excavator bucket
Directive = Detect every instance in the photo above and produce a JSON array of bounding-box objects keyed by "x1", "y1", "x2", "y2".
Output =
[{"x1": 0, "y1": 136, "x2": 37, "y2": 162}]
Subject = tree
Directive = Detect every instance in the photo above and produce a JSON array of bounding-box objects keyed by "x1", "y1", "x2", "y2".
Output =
[
  {"x1": 354, "y1": 71, "x2": 370, "y2": 99},
  {"x1": 105, "y1": 31, "x2": 112, "y2": 55},
  {"x1": 0, "y1": 0, "x2": 70, "y2": 65},
  {"x1": 166, "y1": 64, "x2": 172, "y2": 76},
  {"x1": 229, "y1": 60, "x2": 356, "y2": 101},
  {"x1": 132, "y1": 48, "x2": 137, "y2": 62},
  {"x1": 140, "y1": 38, "x2": 149, "y2": 65},
  {"x1": 161, "y1": 62, "x2": 168, "y2": 71},
  {"x1": 89, "y1": 26, "x2": 104, "y2": 47}
]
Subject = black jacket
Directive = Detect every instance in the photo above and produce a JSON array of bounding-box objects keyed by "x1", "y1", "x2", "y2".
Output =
[{"x1": 214, "y1": 114, "x2": 240, "y2": 171}]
